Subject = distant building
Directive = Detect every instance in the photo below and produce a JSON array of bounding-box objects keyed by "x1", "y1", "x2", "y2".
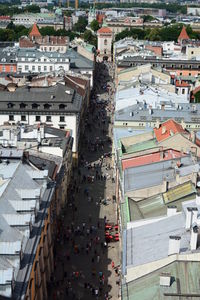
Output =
[
  {"x1": 178, "y1": 26, "x2": 190, "y2": 44},
  {"x1": 97, "y1": 27, "x2": 113, "y2": 62}
]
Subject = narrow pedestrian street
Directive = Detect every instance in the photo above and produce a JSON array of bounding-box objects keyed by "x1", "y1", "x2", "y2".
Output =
[{"x1": 49, "y1": 61, "x2": 120, "y2": 300}]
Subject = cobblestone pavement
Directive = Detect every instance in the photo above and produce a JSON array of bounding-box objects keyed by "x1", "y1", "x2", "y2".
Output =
[{"x1": 48, "y1": 61, "x2": 120, "y2": 300}]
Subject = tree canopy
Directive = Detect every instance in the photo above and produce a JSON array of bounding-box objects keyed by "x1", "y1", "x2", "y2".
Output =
[
  {"x1": 82, "y1": 30, "x2": 97, "y2": 47},
  {"x1": 90, "y1": 19, "x2": 99, "y2": 32},
  {"x1": 73, "y1": 16, "x2": 87, "y2": 33},
  {"x1": 115, "y1": 24, "x2": 200, "y2": 42}
]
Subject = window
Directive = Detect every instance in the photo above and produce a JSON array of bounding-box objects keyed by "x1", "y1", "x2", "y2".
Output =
[
  {"x1": 44, "y1": 66, "x2": 47, "y2": 71},
  {"x1": 182, "y1": 89, "x2": 185, "y2": 94},
  {"x1": 104, "y1": 39, "x2": 107, "y2": 46},
  {"x1": 104, "y1": 49, "x2": 107, "y2": 54},
  {"x1": 44, "y1": 103, "x2": 51, "y2": 109},
  {"x1": 189, "y1": 73, "x2": 191, "y2": 76},
  {"x1": 7, "y1": 102, "x2": 14, "y2": 108},
  {"x1": 21, "y1": 115, "x2": 26, "y2": 121},
  {"x1": 2, "y1": 66, "x2": 5, "y2": 72},
  {"x1": 191, "y1": 51, "x2": 194, "y2": 54},
  {"x1": 20, "y1": 103, "x2": 26, "y2": 109},
  {"x1": 46, "y1": 116, "x2": 51, "y2": 122},
  {"x1": 10, "y1": 66, "x2": 14, "y2": 72},
  {"x1": 32, "y1": 103, "x2": 39, "y2": 109},
  {"x1": 50, "y1": 66, "x2": 53, "y2": 71},
  {"x1": 32, "y1": 65, "x2": 35, "y2": 71},
  {"x1": 35, "y1": 115, "x2": 40, "y2": 122},
  {"x1": 59, "y1": 104, "x2": 65, "y2": 109},
  {"x1": 25, "y1": 65, "x2": 29, "y2": 71},
  {"x1": 60, "y1": 116, "x2": 65, "y2": 122},
  {"x1": 9, "y1": 115, "x2": 14, "y2": 121},
  {"x1": 180, "y1": 72, "x2": 182, "y2": 76},
  {"x1": 60, "y1": 126, "x2": 65, "y2": 129},
  {"x1": 38, "y1": 66, "x2": 41, "y2": 72}
]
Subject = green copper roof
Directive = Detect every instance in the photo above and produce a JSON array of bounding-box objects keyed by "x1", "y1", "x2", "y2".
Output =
[
  {"x1": 123, "y1": 139, "x2": 157, "y2": 154},
  {"x1": 122, "y1": 261, "x2": 200, "y2": 300}
]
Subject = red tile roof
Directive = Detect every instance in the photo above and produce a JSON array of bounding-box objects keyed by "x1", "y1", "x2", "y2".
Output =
[
  {"x1": 122, "y1": 149, "x2": 185, "y2": 170},
  {"x1": 178, "y1": 26, "x2": 189, "y2": 42},
  {"x1": 154, "y1": 119, "x2": 186, "y2": 142},
  {"x1": 96, "y1": 14, "x2": 104, "y2": 24},
  {"x1": 98, "y1": 27, "x2": 112, "y2": 34},
  {"x1": 29, "y1": 23, "x2": 41, "y2": 38},
  {"x1": 175, "y1": 80, "x2": 190, "y2": 87}
]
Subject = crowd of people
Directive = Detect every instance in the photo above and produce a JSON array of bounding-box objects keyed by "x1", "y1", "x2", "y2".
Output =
[{"x1": 49, "y1": 61, "x2": 120, "y2": 300}]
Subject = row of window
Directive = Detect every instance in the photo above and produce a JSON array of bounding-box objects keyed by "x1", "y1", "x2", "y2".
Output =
[
  {"x1": 8, "y1": 103, "x2": 66, "y2": 110},
  {"x1": 22, "y1": 65, "x2": 54, "y2": 72},
  {"x1": 1, "y1": 66, "x2": 14, "y2": 72},
  {"x1": 9, "y1": 115, "x2": 66, "y2": 122},
  {"x1": 40, "y1": 46, "x2": 65, "y2": 52}
]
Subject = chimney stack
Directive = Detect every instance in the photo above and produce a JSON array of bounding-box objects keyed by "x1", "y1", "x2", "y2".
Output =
[
  {"x1": 190, "y1": 223, "x2": 198, "y2": 251},
  {"x1": 185, "y1": 207, "x2": 193, "y2": 230},
  {"x1": 162, "y1": 126, "x2": 166, "y2": 135},
  {"x1": 192, "y1": 207, "x2": 198, "y2": 225},
  {"x1": 168, "y1": 236, "x2": 181, "y2": 256},
  {"x1": 167, "y1": 206, "x2": 177, "y2": 217}
]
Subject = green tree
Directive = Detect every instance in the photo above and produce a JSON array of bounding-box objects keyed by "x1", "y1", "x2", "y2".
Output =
[
  {"x1": 25, "y1": 5, "x2": 40, "y2": 13},
  {"x1": 73, "y1": 16, "x2": 87, "y2": 33},
  {"x1": 39, "y1": 26, "x2": 56, "y2": 36},
  {"x1": 90, "y1": 19, "x2": 99, "y2": 32},
  {"x1": 143, "y1": 15, "x2": 155, "y2": 22},
  {"x1": 83, "y1": 30, "x2": 97, "y2": 47}
]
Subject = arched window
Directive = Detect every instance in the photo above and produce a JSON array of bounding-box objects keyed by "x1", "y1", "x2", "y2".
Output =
[{"x1": 104, "y1": 39, "x2": 107, "y2": 46}]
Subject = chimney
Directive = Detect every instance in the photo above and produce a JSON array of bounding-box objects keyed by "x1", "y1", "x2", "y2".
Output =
[
  {"x1": 167, "y1": 205, "x2": 177, "y2": 217},
  {"x1": 170, "y1": 129, "x2": 174, "y2": 136},
  {"x1": 40, "y1": 126, "x2": 45, "y2": 139},
  {"x1": 190, "y1": 223, "x2": 198, "y2": 251},
  {"x1": 192, "y1": 207, "x2": 198, "y2": 224},
  {"x1": 162, "y1": 126, "x2": 166, "y2": 134},
  {"x1": 185, "y1": 207, "x2": 193, "y2": 230},
  {"x1": 160, "y1": 273, "x2": 171, "y2": 287},
  {"x1": 168, "y1": 236, "x2": 181, "y2": 256}
]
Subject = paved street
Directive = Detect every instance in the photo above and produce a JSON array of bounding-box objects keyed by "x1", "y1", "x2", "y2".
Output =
[{"x1": 49, "y1": 61, "x2": 120, "y2": 300}]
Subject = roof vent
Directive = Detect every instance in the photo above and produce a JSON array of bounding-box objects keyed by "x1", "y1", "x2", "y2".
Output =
[
  {"x1": 65, "y1": 90, "x2": 71, "y2": 95},
  {"x1": 160, "y1": 273, "x2": 171, "y2": 287}
]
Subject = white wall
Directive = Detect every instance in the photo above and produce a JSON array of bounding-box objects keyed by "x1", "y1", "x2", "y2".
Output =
[{"x1": 0, "y1": 113, "x2": 78, "y2": 152}]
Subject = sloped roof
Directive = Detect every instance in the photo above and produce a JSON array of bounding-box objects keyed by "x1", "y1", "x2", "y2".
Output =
[
  {"x1": 178, "y1": 26, "x2": 189, "y2": 41},
  {"x1": 122, "y1": 149, "x2": 185, "y2": 170},
  {"x1": 29, "y1": 23, "x2": 41, "y2": 38},
  {"x1": 98, "y1": 27, "x2": 112, "y2": 34},
  {"x1": 175, "y1": 80, "x2": 190, "y2": 88},
  {"x1": 154, "y1": 119, "x2": 186, "y2": 142}
]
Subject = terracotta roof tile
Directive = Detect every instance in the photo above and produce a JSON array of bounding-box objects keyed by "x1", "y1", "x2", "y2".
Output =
[
  {"x1": 175, "y1": 80, "x2": 190, "y2": 87},
  {"x1": 29, "y1": 23, "x2": 41, "y2": 38},
  {"x1": 98, "y1": 27, "x2": 112, "y2": 34},
  {"x1": 178, "y1": 26, "x2": 189, "y2": 42},
  {"x1": 122, "y1": 149, "x2": 185, "y2": 170},
  {"x1": 154, "y1": 119, "x2": 186, "y2": 142}
]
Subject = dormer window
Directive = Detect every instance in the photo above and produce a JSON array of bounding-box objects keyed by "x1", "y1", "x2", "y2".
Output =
[
  {"x1": 32, "y1": 103, "x2": 39, "y2": 109},
  {"x1": 1, "y1": 58, "x2": 6, "y2": 62},
  {"x1": 44, "y1": 103, "x2": 51, "y2": 109},
  {"x1": 20, "y1": 102, "x2": 26, "y2": 109},
  {"x1": 59, "y1": 104, "x2": 65, "y2": 109},
  {"x1": 7, "y1": 102, "x2": 14, "y2": 108}
]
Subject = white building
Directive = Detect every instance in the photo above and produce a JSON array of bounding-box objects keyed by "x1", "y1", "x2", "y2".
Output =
[
  {"x1": 17, "y1": 49, "x2": 70, "y2": 74},
  {"x1": 97, "y1": 26, "x2": 113, "y2": 62},
  {"x1": 0, "y1": 81, "x2": 84, "y2": 155}
]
